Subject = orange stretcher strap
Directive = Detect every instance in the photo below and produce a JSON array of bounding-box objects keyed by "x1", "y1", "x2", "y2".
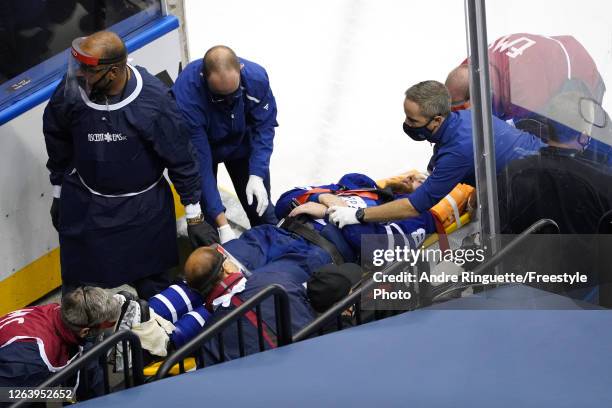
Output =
[
  {"x1": 429, "y1": 184, "x2": 476, "y2": 229},
  {"x1": 428, "y1": 184, "x2": 475, "y2": 251}
]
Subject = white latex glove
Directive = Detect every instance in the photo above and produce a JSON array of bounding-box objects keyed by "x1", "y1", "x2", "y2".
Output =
[
  {"x1": 218, "y1": 224, "x2": 237, "y2": 244},
  {"x1": 327, "y1": 206, "x2": 360, "y2": 228},
  {"x1": 245, "y1": 175, "x2": 269, "y2": 217}
]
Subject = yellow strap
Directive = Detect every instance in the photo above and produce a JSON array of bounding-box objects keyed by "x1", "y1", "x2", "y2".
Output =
[
  {"x1": 422, "y1": 212, "x2": 472, "y2": 248},
  {"x1": 143, "y1": 357, "x2": 197, "y2": 377}
]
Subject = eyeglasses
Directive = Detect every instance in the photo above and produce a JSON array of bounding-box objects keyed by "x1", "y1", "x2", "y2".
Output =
[
  {"x1": 579, "y1": 97, "x2": 607, "y2": 128},
  {"x1": 210, "y1": 88, "x2": 242, "y2": 105}
]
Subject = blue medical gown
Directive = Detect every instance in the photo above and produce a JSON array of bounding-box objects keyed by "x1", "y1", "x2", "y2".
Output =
[{"x1": 43, "y1": 66, "x2": 201, "y2": 287}]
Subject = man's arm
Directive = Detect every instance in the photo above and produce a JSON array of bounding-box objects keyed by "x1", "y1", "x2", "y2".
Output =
[
  {"x1": 274, "y1": 183, "x2": 338, "y2": 219},
  {"x1": 318, "y1": 193, "x2": 347, "y2": 208},
  {"x1": 408, "y1": 152, "x2": 472, "y2": 212},
  {"x1": 188, "y1": 125, "x2": 226, "y2": 224},
  {"x1": 246, "y1": 79, "x2": 278, "y2": 178},
  {"x1": 0, "y1": 342, "x2": 52, "y2": 387},
  {"x1": 327, "y1": 197, "x2": 420, "y2": 228},
  {"x1": 43, "y1": 83, "x2": 73, "y2": 198},
  {"x1": 170, "y1": 86, "x2": 229, "y2": 227},
  {"x1": 362, "y1": 197, "x2": 420, "y2": 222},
  {"x1": 361, "y1": 154, "x2": 469, "y2": 223},
  {"x1": 330, "y1": 153, "x2": 470, "y2": 227},
  {"x1": 43, "y1": 83, "x2": 72, "y2": 230},
  {"x1": 144, "y1": 90, "x2": 220, "y2": 246}
]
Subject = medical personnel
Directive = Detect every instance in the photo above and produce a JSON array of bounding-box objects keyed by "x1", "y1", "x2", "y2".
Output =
[
  {"x1": 445, "y1": 33, "x2": 612, "y2": 165},
  {"x1": 173, "y1": 45, "x2": 279, "y2": 242},
  {"x1": 328, "y1": 80, "x2": 543, "y2": 228},
  {"x1": 0, "y1": 287, "x2": 120, "y2": 395},
  {"x1": 44, "y1": 31, "x2": 217, "y2": 299}
]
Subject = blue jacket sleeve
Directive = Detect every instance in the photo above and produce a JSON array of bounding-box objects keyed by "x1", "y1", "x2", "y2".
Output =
[
  {"x1": 43, "y1": 80, "x2": 73, "y2": 187},
  {"x1": 275, "y1": 187, "x2": 304, "y2": 219},
  {"x1": 173, "y1": 75, "x2": 225, "y2": 220},
  {"x1": 246, "y1": 75, "x2": 278, "y2": 178},
  {"x1": 408, "y1": 151, "x2": 472, "y2": 213},
  {"x1": 141, "y1": 85, "x2": 202, "y2": 205}
]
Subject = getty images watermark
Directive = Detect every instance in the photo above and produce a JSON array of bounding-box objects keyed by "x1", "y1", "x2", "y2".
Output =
[{"x1": 359, "y1": 234, "x2": 603, "y2": 310}]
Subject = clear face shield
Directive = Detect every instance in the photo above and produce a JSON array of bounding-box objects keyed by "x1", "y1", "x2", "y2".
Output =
[
  {"x1": 65, "y1": 37, "x2": 126, "y2": 103},
  {"x1": 546, "y1": 92, "x2": 599, "y2": 148},
  {"x1": 579, "y1": 97, "x2": 611, "y2": 147},
  {"x1": 516, "y1": 85, "x2": 609, "y2": 148}
]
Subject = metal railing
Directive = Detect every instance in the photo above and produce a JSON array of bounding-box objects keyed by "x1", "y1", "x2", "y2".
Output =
[
  {"x1": 296, "y1": 218, "x2": 560, "y2": 340},
  {"x1": 293, "y1": 260, "x2": 418, "y2": 342},
  {"x1": 9, "y1": 330, "x2": 145, "y2": 408},
  {"x1": 430, "y1": 218, "x2": 560, "y2": 302},
  {"x1": 155, "y1": 284, "x2": 292, "y2": 380}
]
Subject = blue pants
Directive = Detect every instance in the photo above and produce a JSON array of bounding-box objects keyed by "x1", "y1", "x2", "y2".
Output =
[
  {"x1": 213, "y1": 158, "x2": 278, "y2": 227},
  {"x1": 225, "y1": 225, "x2": 331, "y2": 284}
]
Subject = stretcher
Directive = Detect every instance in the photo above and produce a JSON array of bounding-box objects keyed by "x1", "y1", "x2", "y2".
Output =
[{"x1": 143, "y1": 172, "x2": 478, "y2": 378}]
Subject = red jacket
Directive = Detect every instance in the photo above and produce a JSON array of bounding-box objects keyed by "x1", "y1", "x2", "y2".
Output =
[
  {"x1": 0, "y1": 304, "x2": 82, "y2": 372},
  {"x1": 462, "y1": 33, "x2": 605, "y2": 121}
]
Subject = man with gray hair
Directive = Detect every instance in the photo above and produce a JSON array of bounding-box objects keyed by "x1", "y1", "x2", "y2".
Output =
[
  {"x1": 329, "y1": 80, "x2": 543, "y2": 227},
  {"x1": 0, "y1": 287, "x2": 120, "y2": 390}
]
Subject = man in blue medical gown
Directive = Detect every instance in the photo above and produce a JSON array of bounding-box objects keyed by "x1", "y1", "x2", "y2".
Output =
[{"x1": 43, "y1": 31, "x2": 217, "y2": 298}]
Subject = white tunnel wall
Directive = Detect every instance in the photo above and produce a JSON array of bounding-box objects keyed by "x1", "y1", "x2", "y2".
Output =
[
  {"x1": 184, "y1": 0, "x2": 467, "y2": 201},
  {"x1": 184, "y1": 0, "x2": 612, "y2": 202}
]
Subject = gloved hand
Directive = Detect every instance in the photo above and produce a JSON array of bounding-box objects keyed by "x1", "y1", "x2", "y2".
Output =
[
  {"x1": 218, "y1": 224, "x2": 236, "y2": 244},
  {"x1": 187, "y1": 216, "x2": 219, "y2": 248},
  {"x1": 245, "y1": 175, "x2": 269, "y2": 217},
  {"x1": 50, "y1": 198, "x2": 60, "y2": 231},
  {"x1": 328, "y1": 206, "x2": 360, "y2": 228}
]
